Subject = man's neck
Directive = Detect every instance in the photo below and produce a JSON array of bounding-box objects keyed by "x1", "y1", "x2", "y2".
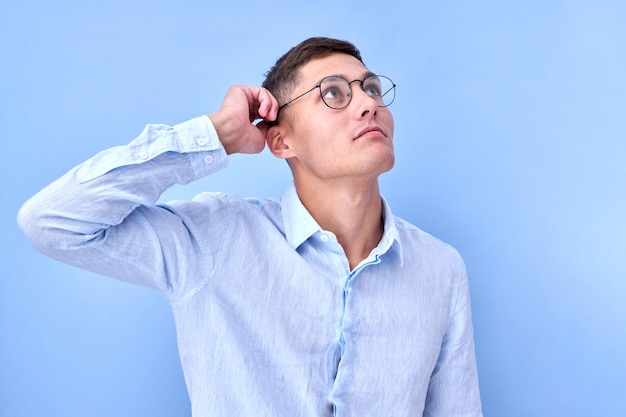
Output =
[{"x1": 294, "y1": 176, "x2": 384, "y2": 270}]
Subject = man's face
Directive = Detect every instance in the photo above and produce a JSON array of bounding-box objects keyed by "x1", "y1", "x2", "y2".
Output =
[{"x1": 275, "y1": 53, "x2": 395, "y2": 183}]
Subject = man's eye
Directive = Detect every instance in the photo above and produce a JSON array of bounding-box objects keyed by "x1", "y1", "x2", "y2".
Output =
[
  {"x1": 364, "y1": 83, "x2": 382, "y2": 97},
  {"x1": 322, "y1": 86, "x2": 345, "y2": 100}
]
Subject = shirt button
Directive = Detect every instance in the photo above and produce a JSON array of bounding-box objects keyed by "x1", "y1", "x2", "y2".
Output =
[
  {"x1": 196, "y1": 137, "x2": 208, "y2": 146},
  {"x1": 320, "y1": 234, "x2": 329, "y2": 242},
  {"x1": 204, "y1": 154, "x2": 214, "y2": 164},
  {"x1": 138, "y1": 151, "x2": 148, "y2": 160}
]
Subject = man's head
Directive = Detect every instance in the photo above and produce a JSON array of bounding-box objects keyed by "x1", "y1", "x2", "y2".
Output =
[
  {"x1": 263, "y1": 38, "x2": 396, "y2": 184},
  {"x1": 262, "y1": 37, "x2": 364, "y2": 109}
]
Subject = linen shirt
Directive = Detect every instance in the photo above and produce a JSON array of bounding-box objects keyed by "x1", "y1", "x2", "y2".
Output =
[{"x1": 18, "y1": 116, "x2": 482, "y2": 417}]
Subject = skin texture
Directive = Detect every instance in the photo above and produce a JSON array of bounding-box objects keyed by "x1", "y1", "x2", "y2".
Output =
[{"x1": 210, "y1": 53, "x2": 395, "y2": 269}]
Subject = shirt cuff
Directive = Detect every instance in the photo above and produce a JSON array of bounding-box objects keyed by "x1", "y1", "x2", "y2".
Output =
[{"x1": 75, "y1": 116, "x2": 227, "y2": 183}]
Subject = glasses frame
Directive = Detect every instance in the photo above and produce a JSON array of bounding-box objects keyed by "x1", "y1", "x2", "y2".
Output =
[{"x1": 276, "y1": 74, "x2": 396, "y2": 118}]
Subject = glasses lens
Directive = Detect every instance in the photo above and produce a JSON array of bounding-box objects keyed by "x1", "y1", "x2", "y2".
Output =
[
  {"x1": 363, "y1": 75, "x2": 396, "y2": 107},
  {"x1": 318, "y1": 75, "x2": 396, "y2": 109},
  {"x1": 319, "y1": 77, "x2": 352, "y2": 109}
]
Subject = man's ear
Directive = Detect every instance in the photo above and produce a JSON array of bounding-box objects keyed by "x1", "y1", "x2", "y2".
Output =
[{"x1": 266, "y1": 125, "x2": 294, "y2": 159}]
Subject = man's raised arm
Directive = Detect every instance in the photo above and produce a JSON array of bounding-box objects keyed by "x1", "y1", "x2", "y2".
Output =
[{"x1": 17, "y1": 86, "x2": 279, "y2": 299}]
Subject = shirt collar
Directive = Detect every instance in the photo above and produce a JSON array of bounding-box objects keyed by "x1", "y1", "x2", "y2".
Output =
[
  {"x1": 281, "y1": 184, "x2": 322, "y2": 250},
  {"x1": 281, "y1": 184, "x2": 404, "y2": 264},
  {"x1": 378, "y1": 195, "x2": 404, "y2": 265}
]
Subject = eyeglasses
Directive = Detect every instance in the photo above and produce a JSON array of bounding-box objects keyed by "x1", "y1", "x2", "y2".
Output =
[{"x1": 277, "y1": 74, "x2": 396, "y2": 116}]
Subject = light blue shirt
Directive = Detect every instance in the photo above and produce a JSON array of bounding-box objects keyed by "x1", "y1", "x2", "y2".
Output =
[{"x1": 18, "y1": 116, "x2": 482, "y2": 417}]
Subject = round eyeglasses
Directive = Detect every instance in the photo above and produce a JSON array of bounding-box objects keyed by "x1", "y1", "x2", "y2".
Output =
[{"x1": 277, "y1": 74, "x2": 396, "y2": 115}]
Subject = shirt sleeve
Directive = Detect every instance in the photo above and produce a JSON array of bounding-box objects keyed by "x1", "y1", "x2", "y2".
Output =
[
  {"x1": 17, "y1": 116, "x2": 231, "y2": 301},
  {"x1": 423, "y1": 259, "x2": 483, "y2": 417}
]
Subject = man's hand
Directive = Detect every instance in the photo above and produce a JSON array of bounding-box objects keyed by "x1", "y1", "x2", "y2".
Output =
[{"x1": 208, "y1": 86, "x2": 279, "y2": 155}]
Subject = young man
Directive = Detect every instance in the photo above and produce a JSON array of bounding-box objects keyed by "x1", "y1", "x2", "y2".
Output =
[{"x1": 18, "y1": 37, "x2": 482, "y2": 416}]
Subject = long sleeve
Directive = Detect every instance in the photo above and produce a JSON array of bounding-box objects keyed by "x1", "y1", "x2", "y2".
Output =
[
  {"x1": 17, "y1": 116, "x2": 229, "y2": 300},
  {"x1": 423, "y1": 260, "x2": 483, "y2": 417}
]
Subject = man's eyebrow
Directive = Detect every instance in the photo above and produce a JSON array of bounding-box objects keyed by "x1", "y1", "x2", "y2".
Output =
[{"x1": 318, "y1": 71, "x2": 377, "y2": 83}]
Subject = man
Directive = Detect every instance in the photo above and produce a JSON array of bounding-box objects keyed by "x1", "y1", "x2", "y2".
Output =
[{"x1": 18, "y1": 37, "x2": 482, "y2": 416}]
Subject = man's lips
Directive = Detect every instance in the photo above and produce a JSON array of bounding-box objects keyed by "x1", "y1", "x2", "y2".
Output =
[{"x1": 355, "y1": 125, "x2": 385, "y2": 140}]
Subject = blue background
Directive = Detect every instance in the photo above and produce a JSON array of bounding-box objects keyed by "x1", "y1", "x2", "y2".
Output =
[{"x1": 1, "y1": 1, "x2": 625, "y2": 416}]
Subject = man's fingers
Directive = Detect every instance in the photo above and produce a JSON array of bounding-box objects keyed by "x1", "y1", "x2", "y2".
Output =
[
  {"x1": 255, "y1": 88, "x2": 279, "y2": 122},
  {"x1": 212, "y1": 86, "x2": 278, "y2": 155}
]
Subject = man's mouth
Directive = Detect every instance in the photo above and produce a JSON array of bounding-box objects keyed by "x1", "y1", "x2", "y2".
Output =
[{"x1": 355, "y1": 126, "x2": 385, "y2": 140}]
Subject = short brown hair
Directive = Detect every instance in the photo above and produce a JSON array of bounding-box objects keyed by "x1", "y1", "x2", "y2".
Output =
[{"x1": 262, "y1": 37, "x2": 363, "y2": 106}]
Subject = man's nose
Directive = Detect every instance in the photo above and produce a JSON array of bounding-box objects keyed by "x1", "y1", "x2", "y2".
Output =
[{"x1": 352, "y1": 84, "x2": 379, "y2": 117}]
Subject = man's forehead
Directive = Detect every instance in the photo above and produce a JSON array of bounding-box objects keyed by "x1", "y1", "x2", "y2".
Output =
[{"x1": 298, "y1": 53, "x2": 370, "y2": 83}]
